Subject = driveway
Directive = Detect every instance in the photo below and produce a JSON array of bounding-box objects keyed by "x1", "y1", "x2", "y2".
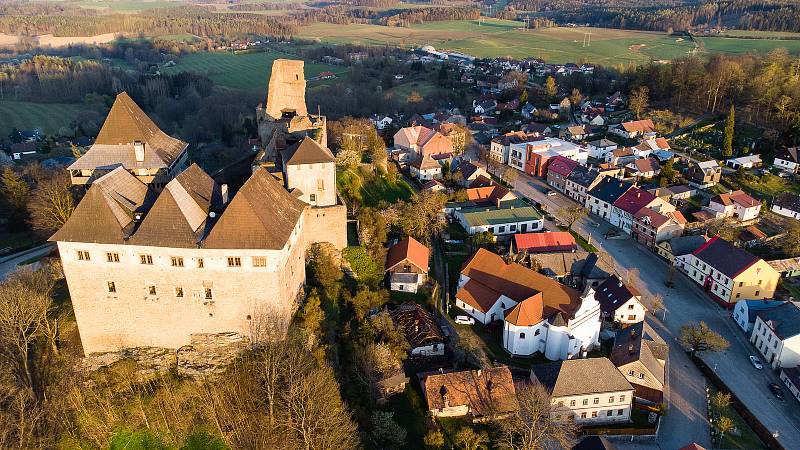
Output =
[
  {"x1": 512, "y1": 170, "x2": 800, "y2": 449},
  {"x1": 0, "y1": 243, "x2": 55, "y2": 281}
]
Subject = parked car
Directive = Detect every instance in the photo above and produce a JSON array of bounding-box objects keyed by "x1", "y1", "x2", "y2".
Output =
[
  {"x1": 589, "y1": 221, "x2": 600, "y2": 228},
  {"x1": 769, "y1": 383, "x2": 785, "y2": 400},
  {"x1": 455, "y1": 315, "x2": 475, "y2": 325},
  {"x1": 545, "y1": 189, "x2": 557, "y2": 197},
  {"x1": 749, "y1": 355, "x2": 763, "y2": 370}
]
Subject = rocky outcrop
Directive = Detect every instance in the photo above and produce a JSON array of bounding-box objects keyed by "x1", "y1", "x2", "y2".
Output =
[{"x1": 82, "y1": 332, "x2": 249, "y2": 379}]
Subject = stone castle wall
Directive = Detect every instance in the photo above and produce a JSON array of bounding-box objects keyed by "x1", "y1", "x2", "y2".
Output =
[{"x1": 304, "y1": 203, "x2": 348, "y2": 250}]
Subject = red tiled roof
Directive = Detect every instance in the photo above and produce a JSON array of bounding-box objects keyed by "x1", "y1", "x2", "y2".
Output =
[
  {"x1": 513, "y1": 232, "x2": 577, "y2": 253},
  {"x1": 385, "y1": 236, "x2": 430, "y2": 273},
  {"x1": 621, "y1": 119, "x2": 655, "y2": 133},
  {"x1": 613, "y1": 187, "x2": 657, "y2": 214},
  {"x1": 547, "y1": 155, "x2": 579, "y2": 177},
  {"x1": 466, "y1": 185, "x2": 513, "y2": 204}
]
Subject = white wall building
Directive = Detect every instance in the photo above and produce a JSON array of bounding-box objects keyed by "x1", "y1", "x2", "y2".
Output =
[{"x1": 751, "y1": 302, "x2": 800, "y2": 370}]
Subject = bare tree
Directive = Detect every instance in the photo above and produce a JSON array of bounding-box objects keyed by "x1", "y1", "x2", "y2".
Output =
[
  {"x1": 648, "y1": 293, "x2": 665, "y2": 320},
  {"x1": 498, "y1": 382, "x2": 577, "y2": 450},
  {"x1": 455, "y1": 427, "x2": 488, "y2": 450},
  {"x1": 716, "y1": 415, "x2": 734, "y2": 439},
  {"x1": 558, "y1": 205, "x2": 587, "y2": 230},
  {"x1": 502, "y1": 166, "x2": 519, "y2": 187},
  {"x1": 711, "y1": 391, "x2": 731, "y2": 410},
  {"x1": 629, "y1": 86, "x2": 649, "y2": 120},
  {"x1": 28, "y1": 170, "x2": 76, "y2": 233},
  {"x1": 680, "y1": 321, "x2": 730, "y2": 356}
]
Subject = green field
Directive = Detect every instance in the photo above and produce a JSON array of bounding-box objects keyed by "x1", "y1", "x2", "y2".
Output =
[
  {"x1": 0, "y1": 101, "x2": 84, "y2": 137},
  {"x1": 697, "y1": 36, "x2": 800, "y2": 55},
  {"x1": 161, "y1": 50, "x2": 346, "y2": 90},
  {"x1": 298, "y1": 20, "x2": 697, "y2": 65}
]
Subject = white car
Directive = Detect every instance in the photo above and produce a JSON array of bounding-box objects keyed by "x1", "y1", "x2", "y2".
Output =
[
  {"x1": 455, "y1": 315, "x2": 475, "y2": 325},
  {"x1": 545, "y1": 189, "x2": 557, "y2": 197},
  {"x1": 749, "y1": 355, "x2": 763, "y2": 370}
]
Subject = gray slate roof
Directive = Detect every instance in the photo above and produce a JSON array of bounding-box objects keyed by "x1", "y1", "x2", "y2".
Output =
[
  {"x1": 611, "y1": 322, "x2": 668, "y2": 387},
  {"x1": 757, "y1": 302, "x2": 800, "y2": 340},
  {"x1": 665, "y1": 235, "x2": 707, "y2": 257},
  {"x1": 530, "y1": 357, "x2": 633, "y2": 397}
]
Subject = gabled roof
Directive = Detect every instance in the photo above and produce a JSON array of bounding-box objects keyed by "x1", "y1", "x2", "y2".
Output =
[
  {"x1": 547, "y1": 155, "x2": 579, "y2": 177},
  {"x1": 531, "y1": 358, "x2": 633, "y2": 397},
  {"x1": 612, "y1": 187, "x2": 656, "y2": 214},
  {"x1": 692, "y1": 236, "x2": 759, "y2": 278},
  {"x1": 594, "y1": 275, "x2": 641, "y2": 314},
  {"x1": 630, "y1": 158, "x2": 660, "y2": 175},
  {"x1": 466, "y1": 184, "x2": 514, "y2": 204},
  {"x1": 587, "y1": 176, "x2": 633, "y2": 205},
  {"x1": 514, "y1": 231, "x2": 576, "y2": 253},
  {"x1": 611, "y1": 322, "x2": 668, "y2": 389},
  {"x1": 664, "y1": 235, "x2": 707, "y2": 256},
  {"x1": 50, "y1": 167, "x2": 150, "y2": 244},
  {"x1": 774, "y1": 192, "x2": 800, "y2": 213},
  {"x1": 588, "y1": 138, "x2": 616, "y2": 148},
  {"x1": 468, "y1": 175, "x2": 494, "y2": 188},
  {"x1": 566, "y1": 165, "x2": 602, "y2": 188},
  {"x1": 573, "y1": 436, "x2": 618, "y2": 450},
  {"x1": 756, "y1": 302, "x2": 800, "y2": 340},
  {"x1": 504, "y1": 293, "x2": 546, "y2": 326},
  {"x1": 385, "y1": 236, "x2": 430, "y2": 273},
  {"x1": 711, "y1": 190, "x2": 759, "y2": 209},
  {"x1": 70, "y1": 92, "x2": 187, "y2": 170},
  {"x1": 620, "y1": 119, "x2": 655, "y2": 134},
  {"x1": 776, "y1": 147, "x2": 799, "y2": 163},
  {"x1": 129, "y1": 164, "x2": 220, "y2": 248},
  {"x1": 454, "y1": 160, "x2": 482, "y2": 179},
  {"x1": 390, "y1": 302, "x2": 443, "y2": 349},
  {"x1": 203, "y1": 169, "x2": 306, "y2": 249},
  {"x1": 693, "y1": 159, "x2": 720, "y2": 171},
  {"x1": 281, "y1": 136, "x2": 335, "y2": 165},
  {"x1": 423, "y1": 367, "x2": 518, "y2": 416},
  {"x1": 634, "y1": 207, "x2": 670, "y2": 229}
]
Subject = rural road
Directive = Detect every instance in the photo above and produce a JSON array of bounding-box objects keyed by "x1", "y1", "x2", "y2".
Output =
[{"x1": 0, "y1": 243, "x2": 55, "y2": 280}]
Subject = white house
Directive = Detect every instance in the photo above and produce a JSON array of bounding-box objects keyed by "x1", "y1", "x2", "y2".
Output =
[
  {"x1": 531, "y1": 358, "x2": 635, "y2": 425},
  {"x1": 732, "y1": 300, "x2": 785, "y2": 334},
  {"x1": 370, "y1": 114, "x2": 393, "y2": 130},
  {"x1": 707, "y1": 190, "x2": 761, "y2": 222},
  {"x1": 774, "y1": 147, "x2": 799, "y2": 174},
  {"x1": 593, "y1": 276, "x2": 647, "y2": 325},
  {"x1": 725, "y1": 154, "x2": 762, "y2": 170},
  {"x1": 451, "y1": 200, "x2": 543, "y2": 237},
  {"x1": 751, "y1": 302, "x2": 800, "y2": 370},
  {"x1": 587, "y1": 139, "x2": 618, "y2": 160},
  {"x1": 772, "y1": 192, "x2": 800, "y2": 220},
  {"x1": 585, "y1": 177, "x2": 633, "y2": 222},
  {"x1": 608, "y1": 119, "x2": 656, "y2": 140},
  {"x1": 780, "y1": 366, "x2": 800, "y2": 404},
  {"x1": 385, "y1": 236, "x2": 429, "y2": 294}
]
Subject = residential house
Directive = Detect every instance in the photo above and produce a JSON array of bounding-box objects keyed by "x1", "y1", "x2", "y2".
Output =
[
  {"x1": 665, "y1": 185, "x2": 696, "y2": 201},
  {"x1": 561, "y1": 125, "x2": 589, "y2": 142},
  {"x1": 473, "y1": 99, "x2": 498, "y2": 115},
  {"x1": 656, "y1": 235, "x2": 707, "y2": 263},
  {"x1": 421, "y1": 179, "x2": 447, "y2": 193},
  {"x1": 780, "y1": 366, "x2": 800, "y2": 404},
  {"x1": 467, "y1": 184, "x2": 517, "y2": 206},
  {"x1": 435, "y1": 123, "x2": 466, "y2": 154},
  {"x1": 513, "y1": 231, "x2": 577, "y2": 254},
  {"x1": 456, "y1": 249, "x2": 601, "y2": 360},
  {"x1": 725, "y1": 155, "x2": 762, "y2": 170},
  {"x1": 530, "y1": 358, "x2": 634, "y2": 425},
  {"x1": 686, "y1": 160, "x2": 721, "y2": 188},
  {"x1": 632, "y1": 208, "x2": 686, "y2": 248},
  {"x1": 585, "y1": 177, "x2": 633, "y2": 221},
  {"x1": 707, "y1": 190, "x2": 761, "y2": 222},
  {"x1": 593, "y1": 275, "x2": 647, "y2": 325},
  {"x1": 490, "y1": 131, "x2": 540, "y2": 164},
  {"x1": 626, "y1": 158, "x2": 661, "y2": 178},
  {"x1": 422, "y1": 367, "x2": 518, "y2": 420},
  {"x1": 581, "y1": 107, "x2": 607, "y2": 126},
  {"x1": 751, "y1": 302, "x2": 800, "y2": 369},
  {"x1": 451, "y1": 199, "x2": 544, "y2": 237},
  {"x1": 737, "y1": 225, "x2": 767, "y2": 248},
  {"x1": 772, "y1": 192, "x2": 800, "y2": 220},
  {"x1": 767, "y1": 257, "x2": 800, "y2": 279},
  {"x1": 732, "y1": 300, "x2": 785, "y2": 334},
  {"x1": 452, "y1": 160, "x2": 490, "y2": 187},
  {"x1": 676, "y1": 236, "x2": 780, "y2": 307},
  {"x1": 565, "y1": 166, "x2": 604, "y2": 204},
  {"x1": 522, "y1": 123, "x2": 554, "y2": 137},
  {"x1": 611, "y1": 322, "x2": 669, "y2": 403},
  {"x1": 530, "y1": 251, "x2": 614, "y2": 289},
  {"x1": 609, "y1": 119, "x2": 656, "y2": 139},
  {"x1": 390, "y1": 302, "x2": 444, "y2": 357},
  {"x1": 393, "y1": 125, "x2": 453, "y2": 161},
  {"x1": 632, "y1": 138, "x2": 670, "y2": 159},
  {"x1": 606, "y1": 148, "x2": 636, "y2": 166},
  {"x1": 587, "y1": 139, "x2": 618, "y2": 160},
  {"x1": 610, "y1": 187, "x2": 659, "y2": 234},
  {"x1": 67, "y1": 92, "x2": 189, "y2": 189},
  {"x1": 410, "y1": 154, "x2": 445, "y2": 180},
  {"x1": 468, "y1": 175, "x2": 495, "y2": 188},
  {"x1": 370, "y1": 114, "x2": 393, "y2": 130},
  {"x1": 385, "y1": 237, "x2": 430, "y2": 293},
  {"x1": 521, "y1": 103, "x2": 537, "y2": 118},
  {"x1": 547, "y1": 155, "x2": 580, "y2": 193},
  {"x1": 509, "y1": 137, "x2": 588, "y2": 177},
  {"x1": 774, "y1": 147, "x2": 799, "y2": 174}
]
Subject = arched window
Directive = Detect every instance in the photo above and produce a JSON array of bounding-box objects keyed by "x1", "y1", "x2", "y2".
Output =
[
  {"x1": 534, "y1": 329, "x2": 540, "y2": 336},
  {"x1": 519, "y1": 333, "x2": 526, "y2": 339}
]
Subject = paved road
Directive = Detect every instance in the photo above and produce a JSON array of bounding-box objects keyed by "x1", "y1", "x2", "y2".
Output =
[
  {"x1": 513, "y1": 171, "x2": 800, "y2": 449},
  {"x1": 0, "y1": 243, "x2": 55, "y2": 280}
]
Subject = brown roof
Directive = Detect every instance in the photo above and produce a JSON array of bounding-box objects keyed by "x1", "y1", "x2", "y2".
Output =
[
  {"x1": 712, "y1": 190, "x2": 759, "y2": 208},
  {"x1": 611, "y1": 322, "x2": 668, "y2": 389},
  {"x1": 50, "y1": 167, "x2": 150, "y2": 244},
  {"x1": 423, "y1": 367, "x2": 518, "y2": 416},
  {"x1": 390, "y1": 302, "x2": 443, "y2": 349},
  {"x1": 631, "y1": 158, "x2": 660, "y2": 174},
  {"x1": 72, "y1": 92, "x2": 187, "y2": 169},
  {"x1": 385, "y1": 237, "x2": 430, "y2": 273},
  {"x1": 203, "y1": 168, "x2": 306, "y2": 249},
  {"x1": 281, "y1": 136, "x2": 335, "y2": 165},
  {"x1": 531, "y1": 358, "x2": 633, "y2": 398},
  {"x1": 458, "y1": 249, "x2": 581, "y2": 316},
  {"x1": 466, "y1": 184, "x2": 514, "y2": 204},
  {"x1": 468, "y1": 175, "x2": 494, "y2": 188},
  {"x1": 129, "y1": 164, "x2": 220, "y2": 248}
]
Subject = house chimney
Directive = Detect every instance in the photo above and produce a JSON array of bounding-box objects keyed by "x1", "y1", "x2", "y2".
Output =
[
  {"x1": 134, "y1": 141, "x2": 145, "y2": 162},
  {"x1": 221, "y1": 184, "x2": 229, "y2": 204}
]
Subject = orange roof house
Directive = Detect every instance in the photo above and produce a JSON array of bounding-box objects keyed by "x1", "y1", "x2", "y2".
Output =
[
  {"x1": 393, "y1": 125, "x2": 453, "y2": 158},
  {"x1": 422, "y1": 366, "x2": 518, "y2": 419},
  {"x1": 513, "y1": 231, "x2": 577, "y2": 253},
  {"x1": 466, "y1": 184, "x2": 516, "y2": 206},
  {"x1": 386, "y1": 237, "x2": 430, "y2": 274}
]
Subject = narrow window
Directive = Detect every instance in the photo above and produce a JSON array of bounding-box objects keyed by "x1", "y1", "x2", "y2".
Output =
[
  {"x1": 204, "y1": 288, "x2": 213, "y2": 300},
  {"x1": 197, "y1": 258, "x2": 204, "y2": 268},
  {"x1": 607, "y1": 410, "x2": 613, "y2": 417},
  {"x1": 582, "y1": 399, "x2": 588, "y2": 406},
  {"x1": 175, "y1": 287, "x2": 184, "y2": 298},
  {"x1": 593, "y1": 398, "x2": 599, "y2": 405},
  {"x1": 107, "y1": 281, "x2": 116, "y2": 293},
  {"x1": 106, "y1": 252, "x2": 119, "y2": 263},
  {"x1": 171, "y1": 256, "x2": 184, "y2": 267},
  {"x1": 591, "y1": 411, "x2": 598, "y2": 418},
  {"x1": 227, "y1": 257, "x2": 242, "y2": 267},
  {"x1": 617, "y1": 409, "x2": 624, "y2": 415},
  {"x1": 317, "y1": 179, "x2": 324, "y2": 190},
  {"x1": 148, "y1": 285, "x2": 157, "y2": 295},
  {"x1": 77, "y1": 250, "x2": 90, "y2": 261},
  {"x1": 570, "y1": 400, "x2": 576, "y2": 406},
  {"x1": 309, "y1": 193, "x2": 316, "y2": 202},
  {"x1": 519, "y1": 332, "x2": 526, "y2": 339},
  {"x1": 140, "y1": 254, "x2": 153, "y2": 265},
  {"x1": 252, "y1": 256, "x2": 267, "y2": 267},
  {"x1": 580, "y1": 412, "x2": 586, "y2": 419},
  {"x1": 609, "y1": 396, "x2": 614, "y2": 402},
  {"x1": 619, "y1": 395, "x2": 625, "y2": 402}
]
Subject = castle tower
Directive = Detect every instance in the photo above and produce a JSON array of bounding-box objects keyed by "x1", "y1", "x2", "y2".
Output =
[{"x1": 265, "y1": 59, "x2": 308, "y2": 121}]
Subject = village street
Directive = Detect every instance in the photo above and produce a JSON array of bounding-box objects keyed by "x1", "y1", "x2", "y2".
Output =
[{"x1": 512, "y1": 170, "x2": 800, "y2": 449}]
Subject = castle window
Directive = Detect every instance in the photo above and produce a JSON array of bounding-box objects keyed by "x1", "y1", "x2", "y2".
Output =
[
  {"x1": 106, "y1": 252, "x2": 119, "y2": 263},
  {"x1": 171, "y1": 257, "x2": 184, "y2": 267},
  {"x1": 107, "y1": 281, "x2": 116, "y2": 293},
  {"x1": 227, "y1": 257, "x2": 242, "y2": 267},
  {"x1": 140, "y1": 254, "x2": 153, "y2": 265},
  {"x1": 77, "y1": 250, "x2": 90, "y2": 261},
  {"x1": 175, "y1": 287, "x2": 183, "y2": 298},
  {"x1": 148, "y1": 285, "x2": 157, "y2": 295},
  {"x1": 519, "y1": 332, "x2": 525, "y2": 339},
  {"x1": 593, "y1": 398, "x2": 599, "y2": 404},
  {"x1": 252, "y1": 256, "x2": 267, "y2": 267},
  {"x1": 204, "y1": 288, "x2": 213, "y2": 300},
  {"x1": 317, "y1": 179, "x2": 324, "y2": 190},
  {"x1": 609, "y1": 396, "x2": 614, "y2": 403},
  {"x1": 628, "y1": 304, "x2": 635, "y2": 310},
  {"x1": 197, "y1": 258, "x2": 204, "y2": 268},
  {"x1": 309, "y1": 194, "x2": 316, "y2": 202}
]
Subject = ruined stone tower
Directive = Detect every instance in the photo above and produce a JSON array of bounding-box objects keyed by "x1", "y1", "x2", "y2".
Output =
[{"x1": 264, "y1": 59, "x2": 308, "y2": 120}]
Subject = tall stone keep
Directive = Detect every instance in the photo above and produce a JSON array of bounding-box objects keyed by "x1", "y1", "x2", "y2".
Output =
[{"x1": 265, "y1": 59, "x2": 308, "y2": 121}]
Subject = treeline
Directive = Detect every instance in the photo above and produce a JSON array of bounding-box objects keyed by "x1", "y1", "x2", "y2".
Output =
[
  {"x1": 380, "y1": 6, "x2": 479, "y2": 26},
  {"x1": 228, "y1": 1, "x2": 307, "y2": 11}
]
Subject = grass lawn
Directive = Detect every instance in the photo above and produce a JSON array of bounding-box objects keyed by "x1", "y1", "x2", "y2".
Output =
[
  {"x1": 697, "y1": 36, "x2": 800, "y2": 56},
  {"x1": 385, "y1": 384, "x2": 429, "y2": 449},
  {"x1": 0, "y1": 101, "x2": 84, "y2": 137},
  {"x1": 723, "y1": 172, "x2": 800, "y2": 202},
  {"x1": 298, "y1": 20, "x2": 696, "y2": 65},
  {"x1": 74, "y1": 0, "x2": 182, "y2": 11},
  {"x1": 161, "y1": 50, "x2": 346, "y2": 90},
  {"x1": 338, "y1": 168, "x2": 416, "y2": 207},
  {"x1": 708, "y1": 385, "x2": 766, "y2": 449},
  {"x1": 443, "y1": 253, "x2": 468, "y2": 294},
  {"x1": 569, "y1": 229, "x2": 598, "y2": 252},
  {"x1": 389, "y1": 80, "x2": 439, "y2": 102}
]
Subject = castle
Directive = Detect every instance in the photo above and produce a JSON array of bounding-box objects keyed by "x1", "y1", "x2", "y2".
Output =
[{"x1": 53, "y1": 60, "x2": 346, "y2": 354}]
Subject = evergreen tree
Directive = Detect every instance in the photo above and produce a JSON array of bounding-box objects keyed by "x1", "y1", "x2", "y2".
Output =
[{"x1": 722, "y1": 105, "x2": 735, "y2": 158}]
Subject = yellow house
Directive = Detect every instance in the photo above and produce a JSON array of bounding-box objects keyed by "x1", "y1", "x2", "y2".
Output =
[{"x1": 675, "y1": 236, "x2": 780, "y2": 307}]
